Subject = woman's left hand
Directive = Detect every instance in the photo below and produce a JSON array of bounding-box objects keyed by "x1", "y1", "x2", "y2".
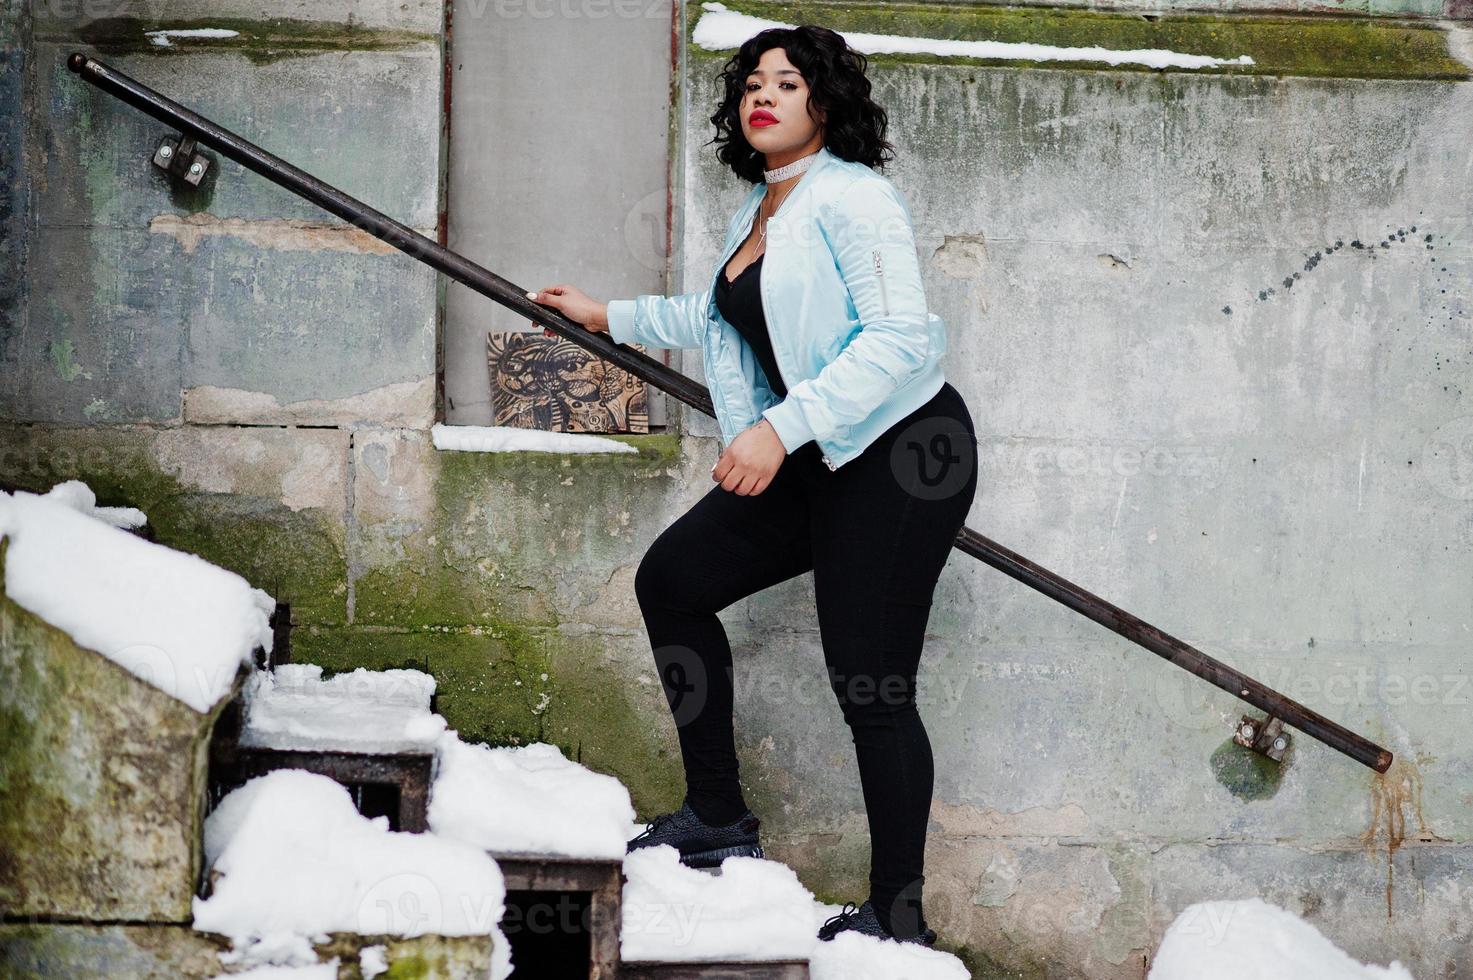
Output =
[{"x1": 711, "y1": 419, "x2": 786, "y2": 495}]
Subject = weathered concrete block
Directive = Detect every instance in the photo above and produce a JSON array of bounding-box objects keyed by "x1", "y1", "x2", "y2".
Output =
[
  {"x1": 183, "y1": 377, "x2": 436, "y2": 428},
  {"x1": 924, "y1": 837, "x2": 1153, "y2": 979},
  {"x1": 0, "y1": 3, "x2": 31, "y2": 390},
  {"x1": 34, "y1": 1, "x2": 445, "y2": 35},
  {"x1": 0, "y1": 569, "x2": 240, "y2": 921},
  {"x1": 1145, "y1": 840, "x2": 1473, "y2": 976},
  {"x1": 0, "y1": 423, "x2": 350, "y2": 623},
  {"x1": 7, "y1": 32, "x2": 442, "y2": 426},
  {"x1": 0, "y1": 923, "x2": 498, "y2": 979},
  {"x1": 349, "y1": 427, "x2": 685, "y2": 628}
]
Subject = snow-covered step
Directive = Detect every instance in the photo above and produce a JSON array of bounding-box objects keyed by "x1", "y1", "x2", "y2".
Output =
[
  {"x1": 209, "y1": 663, "x2": 447, "y2": 830},
  {"x1": 619, "y1": 962, "x2": 809, "y2": 979},
  {"x1": 0, "y1": 483, "x2": 274, "y2": 923},
  {"x1": 195, "y1": 769, "x2": 512, "y2": 978}
]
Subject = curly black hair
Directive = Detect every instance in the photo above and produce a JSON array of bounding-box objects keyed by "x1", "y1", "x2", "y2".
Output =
[{"x1": 707, "y1": 25, "x2": 895, "y2": 184}]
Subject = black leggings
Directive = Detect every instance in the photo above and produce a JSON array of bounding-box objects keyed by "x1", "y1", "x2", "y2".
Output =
[{"x1": 633, "y1": 380, "x2": 979, "y2": 939}]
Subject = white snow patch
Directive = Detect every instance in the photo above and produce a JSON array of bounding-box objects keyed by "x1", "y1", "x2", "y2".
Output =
[
  {"x1": 146, "y1": 28, "x2": 241, "y2": 47},
  {"x1": 359, "y1": 944, "x2": 389, "y2": 979},
  {"x1": 809, "y1": 928, "x2": 972, "y2": 980},
  {"x1": 240, "y1": 664, "x2": 446, "y2": 754},
  {"x1": 429, "y1": 735, "x2": 637, "y2": 860},
  {"x1": 37, "y1": 479, "x2": 147, "y2": 529},
  {"x1": 0, "y1": 485, "x2": 273, "y2": 713},
  {"x1": 193, "y1": 770, "x2": 508, "y2": 970},
  {"x1": 620, "y1": 846, "x2": 819, "y2": 962},
  {"x1": 431, "y1": 422, "x2": 640, "y2": 455},
  {"x1": 693, "y1": 1, "x2": 1254, "y2": 70},
  {"x1": 620, "y1": 848, "x2": 971, "y2": 974},
  {"x1": 1148, "y1": 897, "x2": 1417, "y2": 979},
  {"x1": 228, "y1": 963, "x2": 339, "y2": 979}
]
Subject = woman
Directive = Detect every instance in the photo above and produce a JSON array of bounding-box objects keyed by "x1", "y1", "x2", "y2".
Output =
[{"x1": 528, "y1": 26, "x2": 978, "y2": 947}]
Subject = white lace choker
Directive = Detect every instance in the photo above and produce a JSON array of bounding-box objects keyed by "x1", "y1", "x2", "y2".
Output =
[{"x1": 763, "y1": 150, "x2": 820, "y2": 184}]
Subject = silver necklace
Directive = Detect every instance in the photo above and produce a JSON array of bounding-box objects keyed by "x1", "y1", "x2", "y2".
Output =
[{"x1": 763, "y1": 148, "x2": 819, "y2": 183}]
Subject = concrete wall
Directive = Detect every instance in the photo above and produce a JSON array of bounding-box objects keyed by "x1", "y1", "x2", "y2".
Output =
[
  {"x1": 665, "y1": 3, "x2": 1473, "y2": 976},
  {"x1": 4, "y1": 0, "x2": 1473, "y2": 976},
  {"x1": 1, "y1": 2, "x2": 444, "y2": 426}
]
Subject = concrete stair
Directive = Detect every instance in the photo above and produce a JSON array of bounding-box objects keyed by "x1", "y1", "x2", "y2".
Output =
[
  {"x1": 204, "y1": 709, "x2": 816, "y2": 977},
  {"x1": 199, "y1": 612, "x2": 815, "y2": 979},
  {"x1": 0, "y1": 528, "x2": 815, "y2": 978}
]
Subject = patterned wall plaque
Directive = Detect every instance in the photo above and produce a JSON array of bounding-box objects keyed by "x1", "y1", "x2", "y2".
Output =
[{"x1": 486, "y1": 330, "x2": 649, "y2": 433}]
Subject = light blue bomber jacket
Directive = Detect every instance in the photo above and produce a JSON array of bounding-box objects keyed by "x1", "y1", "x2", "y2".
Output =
[{"x1": 605, "y1": 145, "x2": 949, "y2": 471}]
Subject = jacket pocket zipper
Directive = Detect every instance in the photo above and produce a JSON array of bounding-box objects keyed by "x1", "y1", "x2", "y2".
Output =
[{"x1": 872, "y1": 248, "x2": 889, "y2": 317}]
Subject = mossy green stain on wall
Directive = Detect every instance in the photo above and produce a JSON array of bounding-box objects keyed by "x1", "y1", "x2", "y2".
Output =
[
  {"x1": 48, "y1": 338, "x2": 91, "y2": 381},
  {"x1": 0, "y1": 427, "x2": 348, "y2": 624},
  {"x1": 1209, "y1": 736, "x2": 1287, "y2": 799},
  {"x1": 689, "y1": 1, "x2": 1469, "y2": 80},
  {"x1": 354, "y1": 433, "x2": 683, "y2": 629},
  {"x1": 382, "y1": 953, "x2": 431, "y2": 980},
  {"x1": 147, "y1": 490, "x2": 347, "y2": 622},
  {"x1": 64, "y1": 17, "x2": 438, "y2": 65},
  {"x1": 293, "y1": 625, "x2": 686, "y2": 818}
]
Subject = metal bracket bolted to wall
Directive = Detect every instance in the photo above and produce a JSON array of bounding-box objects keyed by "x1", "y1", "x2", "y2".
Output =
[
  {"x1": 152, "y1": 133, "x2": 210, "y2": 186},
  {"x1": 1233, "y1": 714, "x2": 1289, "y2": 763}
]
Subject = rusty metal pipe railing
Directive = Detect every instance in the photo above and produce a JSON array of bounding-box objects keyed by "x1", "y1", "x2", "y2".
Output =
[{"x1": 66, "y1": 52, "x2": 1392, "y2": 775}]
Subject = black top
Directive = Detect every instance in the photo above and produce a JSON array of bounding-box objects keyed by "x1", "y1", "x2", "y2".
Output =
[{"x1": 715, "y1": 252, "x2": 787, "y2": 398}]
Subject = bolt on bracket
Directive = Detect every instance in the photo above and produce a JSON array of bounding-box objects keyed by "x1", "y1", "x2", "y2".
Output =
[
  {"x1": 151, "y1": 133, "x2": 209, "y2": 186},
  {"x1": 1233, "y1": 713, "x2": 1290, "y2": 763}
]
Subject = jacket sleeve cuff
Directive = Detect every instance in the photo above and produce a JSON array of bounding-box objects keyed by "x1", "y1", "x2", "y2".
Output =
[
  {"x1": 761, "y1": 398, "x2": 816, "y2": 454},
  {"x1": 606, "y1": 299, "x2": 638, "y2": 346}
]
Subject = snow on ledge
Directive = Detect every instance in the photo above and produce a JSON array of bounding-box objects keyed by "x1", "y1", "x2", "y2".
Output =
[
  {"x1": 0, "y1": 484, "x2": 273, "y2": 714},
  {"x1": 39, "y1": 479, "x2": 148, "y2": 530},
  {"x1": 620, "y1": 846, "x2": 972, "y2": 976},
  {"x1": 620, "y1": 847, "x2": 819, "y2": 963},
  {"x1": 145, "y1": 28, "x2": 242, "y2": 47},
  {"x1": 240, "y1": 664, "x2": 446, "y2": 754},
  {"x1": 693, "y1": 2, "x2": 1255, "y2": 71},
  {"x1": 429, "y1": 735, "x2": 637, "y2": 859},
  {"x1": 431, "y1": 422, "x2": 640, "y2": 455},
  {"x1": 1149, "y1": 897, "x2": 1416, "y2": 979}
]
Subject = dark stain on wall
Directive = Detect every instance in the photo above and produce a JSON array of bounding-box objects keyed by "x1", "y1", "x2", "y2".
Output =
[{"x1": 1244, "y1": 224, "x2": 1466, "y2": 311}]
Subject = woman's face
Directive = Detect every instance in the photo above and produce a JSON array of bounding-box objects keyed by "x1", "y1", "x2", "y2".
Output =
[{"x1": 740, "y1": 46, "x2": 824, "y2": 156}]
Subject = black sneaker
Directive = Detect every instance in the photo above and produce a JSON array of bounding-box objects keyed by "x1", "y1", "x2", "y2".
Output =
[
  {"x1": 817, "y1": 899, "x2": 938, "y2": 946},
  {"x1": 626, "y1": 801, "x2": 763, "y2": 868}
]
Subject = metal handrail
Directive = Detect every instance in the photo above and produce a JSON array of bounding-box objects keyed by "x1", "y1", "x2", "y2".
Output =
[{"x1": 66, "y1": 52, "x2": 1392, "y2": 774}]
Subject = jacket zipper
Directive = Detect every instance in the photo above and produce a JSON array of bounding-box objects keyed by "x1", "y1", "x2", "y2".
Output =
[
  {"x1": 760, "y1": 218, "x2": 836, "y2": 471},
  {"x1": 872, "y1": 249, "x2": 890, "y2": 317},
  {"x1": 711, "y1": 197, "x2": 765, "y2": 445},
  {"x1": 756, "y1": 246, "x2": 790, "y2": 393}
]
